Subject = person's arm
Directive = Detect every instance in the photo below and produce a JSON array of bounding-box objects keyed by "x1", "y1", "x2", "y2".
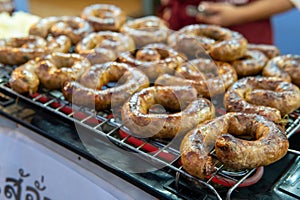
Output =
[{"x1": 196, "y1": 0, "x2": 295, "y2": 26}]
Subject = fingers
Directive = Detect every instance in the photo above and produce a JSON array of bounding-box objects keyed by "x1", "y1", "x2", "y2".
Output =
[
  {"x1": 196, "y1": 14, "x2": 221, "y2": 25},
  {"x1": 195, "y1": 2, "x2": 237, "y2": 26},
  {"x1": 196, "y1": 2, "x2": 223, "y2": 25},
  {"x1": 198, "y1": 1, "x2": 223, "y2": 14},
  {"x1": 162, "y1": 8, "x2": 172, "y2": 21},
  {"x1": 160, "y1": 0, "x2": 170, "y2": 5}
]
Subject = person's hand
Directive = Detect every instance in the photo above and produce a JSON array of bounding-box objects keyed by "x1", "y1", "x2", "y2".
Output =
[
  {"x1": 196, "y1": 2, "x2": 244, "y2": 26},
  {"x1": 160, "y1": 0, "x2": 170, "y2": 6}
]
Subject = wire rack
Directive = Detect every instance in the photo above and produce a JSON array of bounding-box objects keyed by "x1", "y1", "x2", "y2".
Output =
[{"x1": 0, "y1": 82, "x2": 299, "y2": 200}]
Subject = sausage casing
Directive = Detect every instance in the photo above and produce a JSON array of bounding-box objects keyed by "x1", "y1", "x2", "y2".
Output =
[
  {"x1": 180, "y1": 112, "x2": 289, "y2": 179},
  {"x1": 62, "y1": 62, "x2": 150, "y2": 111},
  {"x1": 121, "y1": 86, "x2": 215, "y2": 139}
]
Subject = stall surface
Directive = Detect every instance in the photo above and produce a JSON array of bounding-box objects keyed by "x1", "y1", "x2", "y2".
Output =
[
  {"x1": 1, "y1": 1, "x2": 300, "y2": 199},
  {"x1": 0, "y1": 75, "x2": 299, "y2": 199}
]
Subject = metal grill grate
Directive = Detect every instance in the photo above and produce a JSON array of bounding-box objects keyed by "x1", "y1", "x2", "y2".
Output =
[{"x1": 0, "y1": 83, "x2": 300, "y2": 200}]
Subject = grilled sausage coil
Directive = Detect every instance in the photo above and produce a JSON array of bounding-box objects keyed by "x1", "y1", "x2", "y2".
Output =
[
  {"x1": 9, "y1": 52, "x2": 86, "y2": 94},
  {"x1": 180, "y1": 112, "x2": 289, "y2": 179},
  {"x1": 9, "y1": 60, "x2": 40, "y2": 94},
  {"x1": 224, "y1": 76, "x2": 300, "y2": 123},
  {"x1": 45, "y1": 35, "x2": 72, "y2": 54},
  {"x1": 0, "y1": 35, "x2": 46, "y2": 65},
  {"x1": 118, "y1": 43, "x2": 186, "y2": 80},
  {"x1": 262, "y1": 54, "x2": 300, "y2": 87},
  {"x1": 155, "y1": 59, "x2": 237, "y2": 98},
  {"x1": 120, "y1": 16, "x2": 170, "y2": 48},
  {"x1": 81, "y1": 4, "x2": 126, "y2": 31},
  {"x1": 167, "y1": 24, "x2": 248, "y2": 61},
  {"x1": 62, "y1": 62, "x2": 150, "y2": 111},
  {"x1": 121, "y1": 86, "x2": 215, "y2": 139},
  {"x1": 35, "y1": 52, "x2": 91, "y2": 90},
  {"x1": 29, "y1": 16, "x2": 93, "y2": 44},
  {"x1": 76, "y1": 31, "x2": 135, "y2": 64},
  {"x1": 0, "y1": 35, "x2": 71, "y2": 65},
  {"x1": 230, "y1": 50, "x2": 268, "y2": 77},
  {"x1": 247, "y1": 43, "x2": 280, "y2": 59}
]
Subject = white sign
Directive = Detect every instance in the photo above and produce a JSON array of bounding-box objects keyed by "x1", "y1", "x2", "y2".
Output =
[
  {"x1": 0, "y1": 127, "x2": 121, "y2": 200},
  {"x1": 0, "y1": 125, "x2": 154, "y2": 200}
]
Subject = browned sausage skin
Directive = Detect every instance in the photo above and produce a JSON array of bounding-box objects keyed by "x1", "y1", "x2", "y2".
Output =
[
  {"x1": 9, "y1": 60, "x2": 40, "y2": 94},
  {"x1": 9, "y1": 52, "x2": 86, "y2": 94},
  {"x1": 0, "y1": 35, "x2": 46, "y2": 65},
  {"x1": 62, "y1": 62, "x2": 150, "y2": 111},
  {"x1": 118, "y1": 43, "x2": 186, "y2": 80},
  {"x1": 121, "y1": 86, "x2": 215, "y2": 139},
  {"x1": 215, "y1": 113, "x2": 289, "y2": 169},
  {"x1": 0, "y1": 35, "x2": 70, "y2": 65},
  {"x1": 46, "y1": 35, "x2": 72, "y2": 54},
  {"x1": 81, "y1": 4, "x2": 126, "y2": 32},
  {"x1": 247, "y1": 43, "x2": 280, "y2": 59},
  {"x1": 224, "y1": 76, "x2": 300, "y2": 123},
  {"x1": 76, "y1": 31, "x2": 135, "y2": 64},
  {"x1": 35, "y1": 52, "x2": 91, "y2": 90},
  {"x1": 180, "y1": 112, "x2": 289, "y2": 180},
  {"x1": 167, "y1": 24, "x2": 248, "y2": 61},
  {"x1": 120, "y1": 16, "x2": 170, "y2": 48},
  {"x1": 230, "y1": 50, "x2": 268, "y2": 77},
  {"x1": 262, "y1": 54, "x2": 300, "y2": 87},
  {"x1": 155, "y1": 59, "x2": 237, "y2": 98},
  {"x1": 29, "y1": 16, "x2": 93, "y2": 44}
]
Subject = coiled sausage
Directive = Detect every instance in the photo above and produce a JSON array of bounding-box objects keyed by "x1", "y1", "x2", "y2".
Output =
[
  {"x1": 118, "y1": 43, "x2": 186, "y2": 80},
  {"x1": 230, "y1": 50, "x2": 268, "y2": 77},
  {"x1": 262, "y1": 54, "x2": 300, "y2": 87},
  {"x1": 35, "y1": 52, "x2": 91, "y2": 90},
  {"x1": 120, "y1": 16, "x2": 170, "y2": 48},
  {"x1": 224, "y1": 76, "x2": 300, "y2": 123},
  {"x1": 180, "y1": 112, "x2": 289, "y2": 179},
  {"x1": 76, "y1": 31, "x2": 135, "y2": 64},
  {"x1": 9, "y1": 60, "x2": 40, "y2": 94},
  {"x1": 0, "y1": 35, "x2": 71, "y2": 65},
  {"x1": 81, "y1": 4, "x2": 126, "y2": 31},
  {"x1": 247, "y1": 43, "x2": 280, "y2": 59},
  {"x1": 168, "y1": 24, "x2": 248, "y2": 61},
  {"x1": 155, "y1": 59, "x2": 237, "y2": 98},
  {"x1": 62, "y1": 62, "x2": 150, "y2": 111},
  {"x1": 121, "y1": 86, "x2": 215, "y2": 139},
  {"x1": 29, "y1": 16, "x2": 93, "y2": 44}
]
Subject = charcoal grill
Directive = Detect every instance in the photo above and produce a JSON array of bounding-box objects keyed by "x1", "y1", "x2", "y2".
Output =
[{"x1": 0, "y1": 65, "x2": 300, "y2": 200}]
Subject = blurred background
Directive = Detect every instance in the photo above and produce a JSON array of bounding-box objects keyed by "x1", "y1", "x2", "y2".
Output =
[{"x1": 13, "y1": 0, "x2": 300, "y2": 54}]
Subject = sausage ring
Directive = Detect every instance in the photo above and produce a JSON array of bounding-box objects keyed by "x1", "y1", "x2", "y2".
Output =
[
  {"x1": 9, "y1": 60, "x2": 40, "y2": 94},
  {"x1": 230, "y1": 50, "x2": 268, "y2": 77},
  {"x1": 118, "y1": 43, "x2": 186, "y2": 80},
  {"x1": 62, "y1": 62, "x2": 150, "y2": 111},
  {"x1": 0, "y1": 35, "x2": 46, "y2": 65},
  {"x1": 167, "y1": 24, "x2": 248, "y2": 61},
  {"x1": 224, "y1": 76, "x2": 300, "y2": 123},
  {"x1": 120, "y1": 16, "x2": 170, "y2": 48},
  {"x1": 34, "y1": 52, "x2": 91, "y2": 90},
  {"x1": 121, "y1": 86, "x2": 215, "y2": 139},
  {"x1": 247, "y1": 43, "x2": 280, "y2": 59},
  {"x1": 0, "y1": 35, "x2": 71, "y2": 65},
  {"x1": 76, "y1": 31, "x2": 135, "y2": 64},
  {"x1": 81, "y1": 4, "x2": 126, "y2": 32},
  {"x1": 45, "y1": 35, "x2": 72, "y2": 54},
  {"x1": 155, "y1": 59, "x2": 237, "y2": 98},
  {"x1": 29, "y1": 16, "x2": 93, "y2": 44},
  {"x1": 180, "y1": 112, "x2": 289, "y2": 179},
  {"x1": 262, "y1": 54, "x2": 300, "y2": 87}
]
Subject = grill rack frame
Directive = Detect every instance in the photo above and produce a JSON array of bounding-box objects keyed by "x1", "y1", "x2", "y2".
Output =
[{"x1": 0, "y1": 83, "x2": 300, "y2": 200}]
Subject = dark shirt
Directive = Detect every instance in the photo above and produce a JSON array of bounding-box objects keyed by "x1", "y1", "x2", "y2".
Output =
[{"x1": 157, "y1": 0, "x2": 273, "y2": 44}]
